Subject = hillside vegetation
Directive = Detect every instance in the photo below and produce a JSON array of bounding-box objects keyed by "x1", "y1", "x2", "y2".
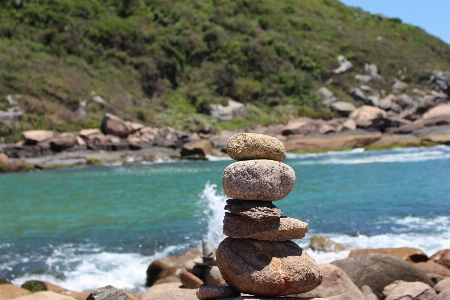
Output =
[{"x1": 1, "y1": 0, "x2": 450, "y2": 141}]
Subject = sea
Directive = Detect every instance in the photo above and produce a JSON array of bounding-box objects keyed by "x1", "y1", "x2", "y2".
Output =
[{"x1": 1, "y1": 146, "x2": 449, "y2": 293}]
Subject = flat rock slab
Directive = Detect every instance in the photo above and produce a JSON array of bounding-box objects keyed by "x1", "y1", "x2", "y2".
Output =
[
  {"x1": 223, "y1": 213, "x2": 308, "y2": 241},
  {"x1": 222, "y1": 160, "x2": 295, "y2": 201},
  {"x1": 225, "y1": 199, "x2": 282, "y2": 221},
  {"x1": 227, "y1": 133, "x2": 286, "y2": 162},
  {"x1": 216, "y1": 238, "x2": 322, "y2": 297}
]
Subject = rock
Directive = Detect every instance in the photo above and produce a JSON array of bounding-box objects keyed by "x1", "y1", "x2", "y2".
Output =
[
  {"x1": 225, "y1": 199, "x2": 282, "y2": 222},
  {"x1": 333, "y1": 55, "x2": 353, "y2": 74},
  {"x1": 203, "y1": 266, "x2": 226, "y2": 286},
  {"x1": 146, "y1": 248, "x2": 202, "y2": 286},
  {"x1": 361, "y1": 285, "x2": 378, "y2": 300},
  {"x1": 423, "y1": 103, "x2": 450, "y2": 119},
  {"x1": 222, "y1": 160, "x2": 295, "y2": 201},
  {"x1": 0, "y1": 107, "x2": 23, "y2": 122},
  {"x1": 330, "y1": 102, "x2": 356, "y2": 117},
  {"x1": 75, "y1": 136, "x2": 86, "y2": 146},
  {"x1": 210, "y1": 99, "x2": 247, "y2": 121},
  {"x1": 415, "y1": 261, "x2": 450, "y2": 282},
  {"x1": 202, "y1": 239, "x2": 215, "y2": 259},
  {"x1": 431, "y1": 71, "x2": 450, "y2": 95},
  {"x1": 379, "y1": 94, "x2": 397, "y2": 110},
  {"x1": 350, "y1": 88, "x2": 367, "y2": 102},
  {"x1": 185, "y1": 260, "x2": 205, "y2": 278},
  {"x1": 415, "y1": 125, "x2": 450, "y2": 143},
  {"x1": 318, "y1": 123, "x2": 336, "y2": 134},
  {"x1": 368, "y1": 134, "x2": 421, "y2": 148},
  {"x1": 392, "y1": 80, "x2": 408, "y2": 92},
  {"x1": 50, "y1": 135, "x2": 76, "y2": 151},
  {"x1": 141, "y1": 282, "x2": 198, "y2": 300},
  {"x1": 283, "y1": 129, "x2": 382, "y2": 151},
  {"x1": 281, "y1": 119, "x2": 316, "y2": 136},
  {"x1": 355, "y1": 74, "x2": 373, "y2": 83},
  {"x1": 12, "y1": 291, "x2": 78, "y2": 300},
  {"x1": 349, "y1": 247, "x2": 428, "y2": 263},
  {"x1": 216, "y1": 238, "x2": 322, "y2": 296},
  {"x1": 296, "y1": 264, "x2": 365, "y2": 300},
  {"x1": 366, "y1": 95, "x2": 380, "y2": 107},
  {"x1": 101, "y1": 113, "x2": 134, "y2": 138},
  {"x1": 196, "y1": 286, "x2": 240, "y2": 300},
  {"x1": 316, "y1": 87, "x2": 336, "y2": 105},
  {"x1": 430, "y1": 249, "x2": 450, "y2": 270},
  {"x1": 180, "y1": 271, "x2": 204, "y2": 289},
  {"x1": 87, "y1": 285, "x2": 129, "y2": 300},
  {"x1": 382, "y1": 280, "x2": 436, "y2": 300},
  {"x1": 0, "y1": 284, "x2": 32, "y2": 299},
  {"x1": 181, "y1": 140, "x2": 215, "y2": 157},
  {"x1": 434, "y1": 277, "x2": 450, "y2": 293},
  {"x1": 396, "y1": 94, "x2": 414, "y2": 109},
  {"x1": 79, "y1": 129, "x2": 101, "y2": 137},
  {"x1": 341, "y1": 119, "x2": 356, "y2": 131},
  {"x1": 22, "y1": 130, "x2": 54, "y2": 144},
  {"x1": 331, "y1": 254, "x2": 434, "y2": 299},
  {"x1": 436, "y1": 289, "x2": 450, "y2": 300},
  {"x1": 226, "y1": 133, "x2": 286, "y2": 162},
  {"x1": 365, "y1": 63, "x2": 381, "y2": 80},
  {"x1": 193, "y1": 257, "x2": 217, "y2": 266},
  {"x1": 0, "y1": 153, "x2": 9, "y2": 165},
  {"x1": 309, "y1": 236, "x2": 347, "y2": 252},
  {"x1": 349, "y1": 105, "x2": 387, "y2": 128},
  {"x1": 223, "y1": 213, "x2": 308, "y2": 241}
]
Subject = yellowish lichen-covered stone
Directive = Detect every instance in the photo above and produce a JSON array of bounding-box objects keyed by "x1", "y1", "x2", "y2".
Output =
[{"x1": 227, "y1": 133, "x2": 286, "y2": 162}]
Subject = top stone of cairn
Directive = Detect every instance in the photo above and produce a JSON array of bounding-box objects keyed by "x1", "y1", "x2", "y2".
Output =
[{"x1": 227, "y1": 133, "x2": 286, "y2": 162}]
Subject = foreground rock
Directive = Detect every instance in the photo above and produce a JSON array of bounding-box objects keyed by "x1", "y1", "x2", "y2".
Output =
[
  {"x1": 332, "y1": 254, "x2": 434, "y2": 299},
  {"x1": 196, "y1": 286, "x2": 240, "y2": 300},
  {"x1": 217, "y1": 238, "x2": 322, "y2": 296},
  {"x1": 87, "y1": 285, "x2": 129, "y2": 300},
  {"x1": 382, "y1": 280, "x2": 436, "y2": 300},
  {"x1": 222, "y1": 160, "x2": 295, "y2": 201},
  {"x1": 296, "y1": 264, "x2": 365, "y2": 300}
]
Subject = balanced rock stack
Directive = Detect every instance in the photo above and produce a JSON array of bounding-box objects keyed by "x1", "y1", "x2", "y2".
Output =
[{"x1": 216, "y1": 133, "x2": 323, "y2": 297}]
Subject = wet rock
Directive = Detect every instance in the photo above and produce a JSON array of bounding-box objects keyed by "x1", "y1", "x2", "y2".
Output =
[
  {"x1": 226, "y1": 133, "x2": 286, "y2": 162},
  {"x1": 216, "y1": 238, "x2": 322, "y2": 297},
  {"x1": 222, "y1": 160, "x2": 295, "y2": 201},
  {"x1": 196, "y1": 286, "x2": 240, "y2": 300},
  {"x1": 382, "y1": 280, "x2": 436, "y2": 300},
  {"x1": 309, "y1": 236, "x2": 347, "y2": 252},
  {"x1": 223, "y1": 213, "x2": 308, "y2": 241},
  {"x1": 225, "y1": 199, "x2": 282, "y2": 222},
  {"x1": 296, "y1": 264, "x2": 365, "y2": 300},
  {"x1": 331, "y1": 254, "x2": 434, "y2": 299}
]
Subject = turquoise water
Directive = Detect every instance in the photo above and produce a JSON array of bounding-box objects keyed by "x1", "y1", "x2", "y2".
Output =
[{"x1": 1, "y1": 146, "x2": 450, "y2": 292}]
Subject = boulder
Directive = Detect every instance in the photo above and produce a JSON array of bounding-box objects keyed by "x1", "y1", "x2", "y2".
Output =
[
  {"x1": 392, "y1": 80, "x2": 408, "y2": 92},
  {"x1": 415, "y1": 125, "x2": 450, "y2": 143},
  {"x1": 196, "y1": 286, "x2": 240, "y2": 300},
  {"x1": 223, "y1": 213, "x2": 308, "y2": 241},
  {"x1": 333, "y1": 55, "x2": 353, "y2": 74},
  {"x1": 50, "y1": 135, "x2": 76, "y2": 151},
  {"x1": 22, "y1": 130, "x2": 54, "y2": 144},
  {"x1": 318, "y1": 123, "x2": 336, "y2": 134},
  {"x1": 296, "y1": 264, "x2": 365, "y2": 300},
  {"x1": 434, "y1": 277, "x2": 450, "y2": 293},
  {"x1": 281, "y1": 119, "x2": 316, "y2": 136},
  {"x1": 331, "y1": 254, "x2": 434, "y2": 299},
  {"x1": 430, "y1": 249, "x2": 450, "y2": 270},
  {"x1": 355, "y1": 74, "x2": 373, "y2": 83},
  {"x1": 226, "y1": 133, "x2": 286, "y2": 162},
  {"x1": 415, "y1": 261, "x2": 450, "y2": 282},
  {"x1": 316, "y1": 87, "x2": 336, "y2": 105},
  {"x1": 350, "y1": 88, "x2": 367, "y2": 102},
  {"x1": 349, "y1": 105, "x2": 387, "y2": 128},
  {"x1": 361, "y1": 285, "x2": 378, "y2": 300},
  {"x1": 366, "y1": 95, "x2": 380, "y2": 107},
  {"x1": 382, "y1": 281, "x2": 436, "y2": 300},
  {"x1": 141, "y1": 282, "x2": 198, "y2": 300},
  {"x1": 436, "y1": 289, "x2": 450, "y2": 300},
  {"x1": 309, "y1": 236, "x2": 347, "y2": 252},
  {"x1": 349, "y1": 247, "x2": 428, "y2": 263},
  {"x1": 146, "y1": 248, "x2": 202, "y2": 286},
  {"x1": 101, "y1": 113, "x2": 133, "y2": 138},
  {"x1": 181, "y1": 139, "x2": 214, "y2": 157},
  {"x1": 179, "y1": 271, "x2": 204, "y2": 289},
  {"x1": 203, "y1": 266, "x2": 226, "y2": 286},
  {"x1": 330, "y1": 102, "x2": 356, "y2": 117},
  {"x1": 210, "y1": 99, "x2": 247, "y2": 121},
  {"x1": 222, "y1": 160, "x2": 295, "y2": 201},
  {"x1": 216, "y1": 238, "x2": 322, "y2": 296},
  {"x1": 87, "y1": 285, "x2": 129, "y2": 300},
  {"x1": 341, "y1": 119, "x2": 356, "y2": 131},
  {"x1": 368, "y1": 134, "x2": 421, "y2": 148},
  {"x1": 379, "y1": 94, "x2": 397, "y2": 110},
  {"x1": 0, "y1": 153, "x2": 9, "y2": 165},
  {"x1": 0, "y1": 284, "x2": 32, "y2": 299},
  {"x1": 423, "y1": 103, "x2": 450, "y2": 119},
  {"x1": 225, "y1": 199, "x2": 282, "y2": 222},
  {"x1": 283, "y1": 129, "x2": 382, "y2": 151}
]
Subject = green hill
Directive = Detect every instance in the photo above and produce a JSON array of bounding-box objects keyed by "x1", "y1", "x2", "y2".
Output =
[{"x1": 1, "y1": 0, "x2": 450, "y2": 141}]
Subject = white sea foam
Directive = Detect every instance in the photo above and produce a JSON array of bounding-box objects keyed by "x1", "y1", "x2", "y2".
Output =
[
  {"x1": 11, "y1": 245, "x2": 179, "y2": 293},
  {"x1": 199, "y1": 181, "x2": 227, "y2": 247}
]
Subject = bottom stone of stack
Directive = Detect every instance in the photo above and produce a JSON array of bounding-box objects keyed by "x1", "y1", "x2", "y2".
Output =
[{"x1": 216, "y1": 238, "x2": 323, "y2": 297}]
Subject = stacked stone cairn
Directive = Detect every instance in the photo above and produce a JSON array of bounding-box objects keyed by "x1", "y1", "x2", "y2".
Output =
[{"x1": 213, "y1": 133, "x2": 323, "y2": 298}]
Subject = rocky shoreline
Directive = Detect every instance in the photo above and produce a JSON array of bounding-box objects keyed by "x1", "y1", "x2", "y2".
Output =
[{"x1": 1, "y1": 244, "x2": 449, "y2": 300}]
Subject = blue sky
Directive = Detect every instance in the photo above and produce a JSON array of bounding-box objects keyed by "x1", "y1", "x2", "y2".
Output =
[{"x1": 339, "y1": 0, "x2": 450, "y2": 45}]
